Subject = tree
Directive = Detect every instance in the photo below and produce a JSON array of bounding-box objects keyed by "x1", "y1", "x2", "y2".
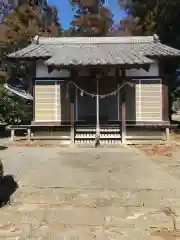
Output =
[
  {"x1": 0, "y1": 1, "x2": 62, "y2": 124},
  {"x1": 118, "y1": 0, "x2": 180, "y2": 120},
  {"x1": 70, "y1": 0, "x2": 113, "y2": 36},
  {"x1": 118, "y1": 0, "x2": 180, "y2": 49},
  {"x1": 0, "y1": 87, "x2": 32, "y2": 124},
  {"x1": 119, "y1": 15, "x2": 142, "y2": 36},
  {"x1": 0, "y1": 4, "x2": 39, "y2": 86},
  {"x1": 0, "y1": 1, "x2": 62, "y2": 84},
  {"x1": 47, "y1": 5, "x2": 62, "y2": 37},
  {"x1": 106, "y1": 1, "x2": 142, "y2": 37}
]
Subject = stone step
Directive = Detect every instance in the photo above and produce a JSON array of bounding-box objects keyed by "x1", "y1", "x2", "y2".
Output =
[
  {"x1": 75, "y1": 134, "x2": 121, "y2": 139},
  {"x1": 76, "y1": 128, "x2": 120, "y2": 133},
  {"x1": 75, "y1": 140, "x2": 121, "y2": 144}
]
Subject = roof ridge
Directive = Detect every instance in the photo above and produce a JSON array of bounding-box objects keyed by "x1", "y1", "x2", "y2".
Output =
[{"x1": 33, "y1": 35, "x2": 156, "y2": 45}]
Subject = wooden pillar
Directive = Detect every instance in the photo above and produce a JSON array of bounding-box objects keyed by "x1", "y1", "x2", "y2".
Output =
[
  {"x1": 159, "y1": 61, "x2": 169, "y2": 122},
  {"x1": 121, "y1": 101, "x2": 126, "y2": 144},
  {"x1": 27, "y1": 128, "x2": 31, "y2": 141},
  {"x1": 160, "y1": 60, "x2": 170, "y2": 141},
  {"x1": 32, "y1": 78, "x2": 36, "y2": 122},
  {"x1": 117, "y1": 84, "x2": 120, "y2": 121},
  {"x1": 75, "y1": 87, "x2": 78, "y2": 121},
  {"x1": 95, "y1": 78, "x2": 100, "y2": 147},
  {"x1": 162, "y1": 76, "x2": 169, "y2": 122},
  {"x1": 70, "y1": 102, "x2": 75, "y2": 145},
  {"x1": 121, "y1": 68, "x2": 126, "y2": 144},
  {"x1": 10, "y1": 129, "x2": 15, "y2": 141},
  {"x1": 69, "y1": 70, "x2": 76, "y2": 145},
  {"x1": 162, "y1": 76, "x2": 170, "y2": 141},
  {"x1": 166, "y1": 127, "x2": 170, "y2": 142}
]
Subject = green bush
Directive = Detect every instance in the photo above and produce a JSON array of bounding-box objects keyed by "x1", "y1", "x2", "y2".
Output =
[{"x1": 0, "y1": 87, "x2": 32, "y2": 125}]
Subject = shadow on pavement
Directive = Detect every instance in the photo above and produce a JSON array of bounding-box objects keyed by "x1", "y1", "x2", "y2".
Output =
[
  {"x1": 0, "y1": 175, "x2": 18, "y2": 207},
  {"x1": 0, "y1": 145, "x2": 8, "y2": 151}
]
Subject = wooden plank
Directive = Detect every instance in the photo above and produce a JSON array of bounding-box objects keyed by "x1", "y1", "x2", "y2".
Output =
[
  {"x1": 126, "y1": 140, "x2": 165, "y2": 144},
  {"x1": 35, "y1": 92, "x2": 55, "y2": 98},
  {"x1": 35, "y1": 115, "x2": 56, "y2": 121},
  {"x1": 126, "y1": 136, "x2": 164, "y2": 140},
  {"x1": 31, "y1": 121, "x2": 70, "y2": 126},
  {"x1": 31, "y1": 136, "x2": 70, "y2": 140},
  {"x1": 137, "y1": 79, "x2": 162, "y2": 121}
]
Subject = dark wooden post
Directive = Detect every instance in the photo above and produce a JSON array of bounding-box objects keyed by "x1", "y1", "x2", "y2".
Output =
[
  {"x1": 162, "y1": 75, "x2": 170, "y2": 141},
  {"x1": 121, "y1": 69, "x2": 126, "y2": 144},
  {"x1": 121, "y1": 101, "x2": 126, "y2": 144},
  {"x1": 160, "y1": 59, "x2": 170, "y2": 141},
  {"x1": 70, "y1": 102, "x2": 75, "y2": 145},
  {"x1": 162, "y1": 76, "x2": 169, "y2": 122},
  {"x1": 69, "y1": 70, "x2": 77, "y2": 145},
  {"x1": 32, "y1": 78, "x2": 35, "y2": 123}
]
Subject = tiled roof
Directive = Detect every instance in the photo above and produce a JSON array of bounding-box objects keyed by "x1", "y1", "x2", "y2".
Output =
[
  {"x1": 45, "y1": 44, "x2": 155, "y2": 66},
  {"x1": 7, "y1": 35, "x2": 180, "y2": 66},
  {"x1": 3, "y1": 84, "x2": 33, "y2": 100}
]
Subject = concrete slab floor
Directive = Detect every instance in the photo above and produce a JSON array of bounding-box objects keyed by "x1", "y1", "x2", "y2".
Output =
[{"x1": 0, "y1": 146, "x2": 180, "y2": 239}]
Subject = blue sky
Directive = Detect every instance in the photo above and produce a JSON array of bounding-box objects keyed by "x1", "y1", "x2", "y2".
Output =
[{"x1": 48, "y1": 0, "x2": 126, "y2": 29}]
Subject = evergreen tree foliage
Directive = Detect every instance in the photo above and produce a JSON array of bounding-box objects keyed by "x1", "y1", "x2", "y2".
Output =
[{"x1": 70, "y1": 0, "x2": 113, "y2": 36}]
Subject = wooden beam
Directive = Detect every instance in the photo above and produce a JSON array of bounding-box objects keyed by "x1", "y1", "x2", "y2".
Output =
[
  {"x1": 34, "y1": 75, "x2": 163, "y2": 82},
  {"x1": 47, "y1": 66, "x2": 54, "y2": 73},
  {"x1": 121, "y1": 68, "x2": 126, "y2": 77},
  {"x1": 142, "y1": 65, "x2": 150, "y2": 72},
  {"x1": 46, "y1": 63, "x2": 151, "y2": 70}
]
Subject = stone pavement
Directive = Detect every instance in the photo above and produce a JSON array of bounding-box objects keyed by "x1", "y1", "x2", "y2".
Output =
[{"x1": 0, "y1": 146, "x2": 180, "y2": 239}]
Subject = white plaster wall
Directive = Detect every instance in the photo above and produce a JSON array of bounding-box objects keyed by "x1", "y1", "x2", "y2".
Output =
[
  {"x1": 36, "y1": 60, "x2": 70, "y2": 78},
  {"x1": 126, "y1": 62, "x2": 159, "y2": 77}
]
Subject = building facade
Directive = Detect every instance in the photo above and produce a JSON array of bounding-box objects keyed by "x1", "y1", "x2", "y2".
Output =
[{"x1": 7, "y1": 35, "x2": 180, "y2": 145}]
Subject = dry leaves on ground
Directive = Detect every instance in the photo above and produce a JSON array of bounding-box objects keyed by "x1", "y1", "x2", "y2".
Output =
[
  {"x1": 8, "y1": 141, "x2": 68, "y2": 148},
  {"x1": 136, "y1": 144, "x2": 180, "y2": 157}
]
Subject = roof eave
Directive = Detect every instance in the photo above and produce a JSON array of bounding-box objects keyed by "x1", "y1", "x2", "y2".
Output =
[
  {"x1": 149, "y1": 55, "x2": 180, "y2": 59},
  {"x1": 6, "y1": 56, "x2": 50, "y2": 61},
  {"x1": 46, "y1": 63, "x2": 152, "y2": 70},
  {"x1": 7, "y1": 54, "x2": 180, "y2": 61}
]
